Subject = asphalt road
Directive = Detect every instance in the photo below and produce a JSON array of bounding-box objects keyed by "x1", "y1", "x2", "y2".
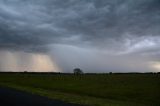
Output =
[{"x1": 0, "y1": 87, "x2": 84, "y2": 106}]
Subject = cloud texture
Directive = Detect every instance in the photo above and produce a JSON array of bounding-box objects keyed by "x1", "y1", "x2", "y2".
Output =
[{"x1": 0, "y1": 0, "x2": 160, "y2": 72}]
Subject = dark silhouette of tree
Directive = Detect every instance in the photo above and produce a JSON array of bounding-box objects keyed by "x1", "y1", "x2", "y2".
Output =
[
  {"x1": 109, "y1": 72, "x2": 112, "y2": 74},
  {"x1": 24, "y1": 71, "x2": 28, "y2": 73},
  {"x1": 73, "y1": 68, "x2": 83, "y2": 74}
]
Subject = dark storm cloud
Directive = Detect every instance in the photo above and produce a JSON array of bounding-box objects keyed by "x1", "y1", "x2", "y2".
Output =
[
  {"x1": 0, "y1": 0, "x2": 160, "y2": 53},
  {"x1": 0, "y1": 0, "x2": 160, "y2": 72}
]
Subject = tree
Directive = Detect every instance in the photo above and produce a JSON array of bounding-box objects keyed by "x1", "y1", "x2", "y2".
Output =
[
  {"x1": 24, "y1": 71, "x2": 28, "y2": 73},
  {"x1": 109, "y1": 72, "x2": 112, "y2": 74},
  {"x1": 73, "y1": 68, "x2": 83, "y2": 74}
]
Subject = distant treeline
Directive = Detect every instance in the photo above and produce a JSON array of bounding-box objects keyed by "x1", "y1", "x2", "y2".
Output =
[{"x1": 0, "y1": 71, "x2": 159, "y2": 75}]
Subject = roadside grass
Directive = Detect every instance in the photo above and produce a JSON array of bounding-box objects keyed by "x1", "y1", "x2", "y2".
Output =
[{"x1": 0, "y1": 73, "x2": 159, "y2": 106}]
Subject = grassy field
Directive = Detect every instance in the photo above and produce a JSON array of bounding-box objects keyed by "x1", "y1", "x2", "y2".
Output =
[{"x1": 0, "y1": 73, "x2": 159, "y2": 106}]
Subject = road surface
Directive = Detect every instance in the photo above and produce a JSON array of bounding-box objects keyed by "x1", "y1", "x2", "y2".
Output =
[{"x1": 0, "y1": 87, "x2": 84, "y2": 106}]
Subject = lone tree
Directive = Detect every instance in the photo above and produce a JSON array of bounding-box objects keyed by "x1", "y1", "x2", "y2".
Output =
[{"x1": 73, "y1": 68, "x2": 83, "y2": 74}]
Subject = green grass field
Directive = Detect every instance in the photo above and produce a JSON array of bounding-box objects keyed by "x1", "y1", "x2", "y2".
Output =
[{"x1": 0, "y1": 73, "x2": 159, "y2": 106}]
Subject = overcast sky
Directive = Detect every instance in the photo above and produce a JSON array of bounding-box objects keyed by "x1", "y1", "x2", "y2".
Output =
[{"x1": 0, "y1": 0, "x2": 160, "y2": 72}]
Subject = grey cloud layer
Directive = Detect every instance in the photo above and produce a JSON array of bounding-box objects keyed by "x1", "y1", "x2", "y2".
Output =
[{"x1": 0, "y1": 0, "x2": 160, "y2": 53}]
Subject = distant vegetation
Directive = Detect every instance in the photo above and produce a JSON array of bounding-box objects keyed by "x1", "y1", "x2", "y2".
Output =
[
  {"x1": 73, "y1": 68, "x2": 84, "y2": 74},
  {"x1": 0, "y1": 72, "x2": 159, "y2": 106}
]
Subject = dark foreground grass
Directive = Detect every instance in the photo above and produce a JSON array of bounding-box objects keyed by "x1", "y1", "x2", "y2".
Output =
[{"x1": 0, "y1": 73, "x2": 159, "y2": 106}]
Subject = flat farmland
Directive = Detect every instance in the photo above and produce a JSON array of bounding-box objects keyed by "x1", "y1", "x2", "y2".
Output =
[{"x1": 0, "y1": 73, "x2": 159, "y2": 106}]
